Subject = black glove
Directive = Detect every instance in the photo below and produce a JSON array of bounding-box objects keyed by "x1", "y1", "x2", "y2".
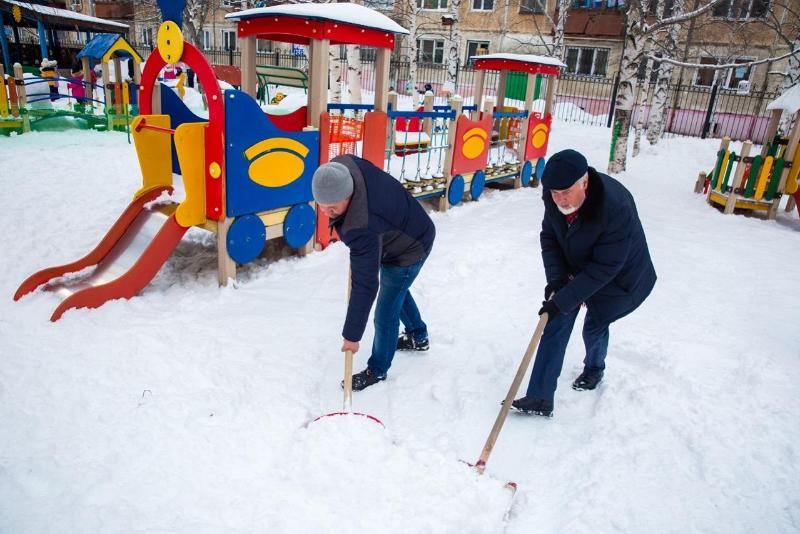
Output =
[
  {"x1": 544, "y1": 281, "x2": 564, "y2": 300},
  {"x1": 538, "y1": 299, "x2": 561, "y2": 318}
]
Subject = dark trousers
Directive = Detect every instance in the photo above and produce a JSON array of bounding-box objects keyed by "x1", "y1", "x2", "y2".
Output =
[
  {"x1": 525, "y1": 307, "x2": 610, "y2": 403},
  {"x1": 366, "y1": 255, "x2": 428, "y2": 377}
]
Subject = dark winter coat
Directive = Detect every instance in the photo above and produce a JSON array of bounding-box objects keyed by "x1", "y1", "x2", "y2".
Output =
[
  {"x1": 544, "y1": 168, "x2": 656, "y2": 324},
  {"x1": 331, "y1": 155, "x2": 436, "y2": 342}
]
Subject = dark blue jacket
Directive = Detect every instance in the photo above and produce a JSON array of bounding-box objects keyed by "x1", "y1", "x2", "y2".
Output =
[
  {"x1": 544, "y1": 168, "x2": 656, "y2": 324},
  {"x1": 332, "y1": 155, "x2": 435, "y2": 342}
]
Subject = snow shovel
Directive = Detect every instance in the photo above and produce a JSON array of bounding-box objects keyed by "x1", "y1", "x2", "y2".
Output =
[
  {"x1": 471, "y1": 311, "x2": 550, "y2": 489},
  {"x1": 311, "y1": 349, "x2": 384, "y2": 427}
]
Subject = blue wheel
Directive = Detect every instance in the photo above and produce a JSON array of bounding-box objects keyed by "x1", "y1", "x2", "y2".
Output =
[
  {"x1": 283, "y1": 203, "x2": 316, "y2": 249},
  {"x1": 470, "y1": 170, "x2": 486, "y2": 200},
  {"x1": 520, "y1": 160, "x2": 533, "y2": 187},
  {"x1": 448, "y1": 175, "x2": 465, "y2": 206},
  {"x1": 227, "y1": 214, "x2": 266, "y2": 264},
  {"x1": 535, "y1": 157, "x2": 546, "y2": 180}
]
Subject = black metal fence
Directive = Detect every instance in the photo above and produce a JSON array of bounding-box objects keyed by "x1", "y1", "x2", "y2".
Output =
[{"x1": 128, "y1": 42, "x2": 780, "y2": 144}]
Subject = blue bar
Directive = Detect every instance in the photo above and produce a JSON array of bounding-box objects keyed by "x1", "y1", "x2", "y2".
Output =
[
  {"x1": 492, "y1": 110, "x2": 529, "y2": 119},
  {"x1": 37, "y1": 21, "x2": 48, "y2": 61},
  {"x1": 433, "y1": 104, "x2": 478, "y2": 112},
  {"x1": 0, "y1": 13, "x2": 11, "y2": 68},
  {"x1": 327, "y1": 103, "x2": 375, "y2": 111},
  {"x1": 388, "y1": 109, "x2": 456, "y2": 120},
  {"x1": 462, "y1": 105, "x2": 478, "y2": 111}
]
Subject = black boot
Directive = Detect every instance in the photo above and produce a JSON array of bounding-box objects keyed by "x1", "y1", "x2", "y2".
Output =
[
  {"x1": 342, "y1": 368, "x2": 386, "y2": 391},
  {"x1": 508, "y1": 396, "x2": 554, "y2": 417},
  {"x1": 572, "y1": 369, "x2": 604, "y2": 391},
  {"x1": 396, "y1": 331, "x2": 429, "y2": 352}
]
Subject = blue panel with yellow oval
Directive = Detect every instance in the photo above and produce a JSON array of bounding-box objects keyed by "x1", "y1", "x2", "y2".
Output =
[{"x1": 225, "y1": 89, "x2": 320, "y2": 217}]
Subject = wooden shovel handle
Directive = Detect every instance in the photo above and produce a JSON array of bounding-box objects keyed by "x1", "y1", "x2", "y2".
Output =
[
  {"x1": 343, "y1": 349, "x2": 354, "y2": 412},
  {"x1": 476, "y1": 312, "x2": 550, "y2": 473}
]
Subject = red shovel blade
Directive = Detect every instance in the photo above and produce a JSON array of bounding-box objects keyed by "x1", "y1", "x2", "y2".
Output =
[
  {"x1": 459, "y1": 459, "x2": 518, "y2": 493},
  {"x1": 310, "y1": 411, "x2": 385, "y2": 428}
]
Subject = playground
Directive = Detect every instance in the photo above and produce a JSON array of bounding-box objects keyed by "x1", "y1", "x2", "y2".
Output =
[{"x1": 1, "y1": 2, "x2": 799, "y2": 533}]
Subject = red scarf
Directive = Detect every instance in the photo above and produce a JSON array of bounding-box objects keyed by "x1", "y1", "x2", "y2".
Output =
[{"x1": 565, "y1": 210, "x2": 579, "y2": 226}]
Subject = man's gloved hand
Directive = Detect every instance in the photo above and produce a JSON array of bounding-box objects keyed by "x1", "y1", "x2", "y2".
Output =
[
  {"x1": 538, "y1": 299, "x2": 561, "y2": 318},
  {"x1": 544, "y1": 281, "x2": 564, "y2": 300}
]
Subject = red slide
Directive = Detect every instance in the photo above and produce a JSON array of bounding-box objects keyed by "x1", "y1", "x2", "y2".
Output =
[{"x1": 14, "y1": 186, "x2": 189, "y2": 321}]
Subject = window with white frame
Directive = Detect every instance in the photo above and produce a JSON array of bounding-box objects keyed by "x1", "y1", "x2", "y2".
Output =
[
  {"x1": 202, "y1": 30, "x2": 211, "y2": 50},
  {"x1": 417, "y1": 0, "x2": 448, "y2": 10},
  {"x1": 712, "y1": 0, "x2": 769, "y2": 20},
  {"x1": 257, "y1": 39, "x2": 272, "y2": 53},
  {"x1": 223, "y1": 30, "x2": 237, "y2": 51},
  {"x1": 417, "y1": 38, "x2": 445, "y2": 63},
  {"x1": 564, "y1": 47, "x2": 609, "y2": 77},
  {"x1": 472, "y1": 0, "x2": 494, "y2": 10},
  {"x1": 694, "y1": 56, "x2": 753, "y2": 88},
  {"x1": 142, "y1": 27, "x2": 154, "y2": 47},
  {"x1": 466, "y1": 40, "x2": 490, "y2": 64},
  {"x1": 520, "y1": 0, "x2": 545, "y2": 13},
  {"x1": 364, "y1": 0, "x2": 395, "y2": 9}
]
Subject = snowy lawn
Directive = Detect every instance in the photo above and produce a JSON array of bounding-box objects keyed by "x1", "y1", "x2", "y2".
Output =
[{"x1": 1, "y1": 120, "x2": 799, "y2": 533}]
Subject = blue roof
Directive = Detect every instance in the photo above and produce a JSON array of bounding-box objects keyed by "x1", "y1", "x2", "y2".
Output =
[{"x1": 77, "y1": 33, "x2": 140, "y2": 61}]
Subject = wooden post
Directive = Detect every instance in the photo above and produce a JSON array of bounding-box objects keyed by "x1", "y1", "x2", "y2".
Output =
[
  {"x1": 374, "y1": 47, "x2": 391, "y2": 113},
  {"x1": 81, "y1": 56, "x2": 92, "y2": 113},
  {"x1": 12, "y1": 63, "x2": 28, "y2": 131},
  {"x1": 307, "y1": 38, "x2": 330, "y2": 128},
  {"x1": 439, "y1": 95, "x2": 463, "y2": 212},
  {"x1": 694, "y1": 171, "x2": 707, "y2": 194},
  {"x1": 768, "y1": 118, "x2": 800, "y2": 219},
  {"x1": 422, "y1": 90, "x2": 434, "y2": 137},
  {"x1": 217, "y1": 217, "x2": 237, "y2": 286},
  {"x1": 724, "y1": 140, "x2": 752, "y2": 214},
  {"x1": 496, "y1": 69, "x2": 508, "y2": 109},
  {"x1": 707, "y1": 136, "x2": 731, "y2": 201},
  {"x1": 543, "y1": 75, "x2": 556, "y2": 118},
  {"x1": 761, "y1": 109, "x2": 783, "y2": 157},
  {"x1": 240, "y1": 35, "x2": 257, "y2": 98},
  {"x1": 132, "y1": 60, "x2": 141, "y2": 85},
  {"x1": 524, "y1": 72, "x2": 536, "y2": 114},
  {"x1": 113, "y1": 56, "x2": 123, "y2": 115},
  {"x1": 472, "y1": 68, "x2": 486, "y2": 120}
]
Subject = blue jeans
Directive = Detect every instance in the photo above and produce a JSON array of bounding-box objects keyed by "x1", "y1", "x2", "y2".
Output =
[
  {"x1": 525, "y1": 307, "x2": 610, "y2": 402},
  {"x1": 367, "y1": 255, "x2": 428, "y2": 377}
]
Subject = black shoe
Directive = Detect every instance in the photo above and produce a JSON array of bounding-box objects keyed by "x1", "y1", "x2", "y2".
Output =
[
  {"x1": 396, "y1": 332, "x2": 429, "y2": 352},
  {"x1": 342, "y1": 368, "x2": 386, "y2": 391},
  {"x1": 572, "y1": 369, "x2": 604, "y2": 391},
  {"x1": 507, "y1": 396, "x2": 554, "y2": 417}
]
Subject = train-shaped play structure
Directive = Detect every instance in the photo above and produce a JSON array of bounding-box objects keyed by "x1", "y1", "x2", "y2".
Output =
[{"x1": 14, "y1": 2, "x2": 564, "y2": 321}]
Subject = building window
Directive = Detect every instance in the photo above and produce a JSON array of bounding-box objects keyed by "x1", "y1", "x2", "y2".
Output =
[
  {"x1": 142, "y1": 27, "x2": 154, "y2": 47},
  {"x1": 520, "y1": 0, "x2": 545, "y2": 13},
  {"x1": 222, "y1": 0, "x2": 243, "y2": 7},
  {"x1": 417, "y1": 0, "x2": 448, "y2": 10},
  {"x1": 570, "y1": 0, "x2": 626, "y2": 7},
  {"x1": 364, "y1": 0, "x2": 395, "y2": 9},
  {"x1": 694, "y1": 57, "x2": 718, "y2": 86},
  {"x1": 564, "y1": 47, "x2": 609, "y2": 77},
  {"x1": 417, "y1": 38, "x2": 445, "y2": 63},
  {"x1": 695, "y1": 57, "x2": 753, "y2": 88},
  {"x1": 727, "y1": 60, "x2": 752, "y2": 89},
  {"x1": 257, "y1": 39, "x2": 272, "y2": 53},
  {"x1": 466, "y1": 40, "x2": 490, "y2": 63},
  {"x1": 202, "y1": 30, "x2": 211, "y2": 50},
  {"x1": 472, "y1": 0, "x2": 494, "y2": 10},
  {"x1": 223, "y1": 30, "x2": 237, "y2": 51},
  {"x1": 712, "y1": 0, "x2": 769, "y2": 19}
]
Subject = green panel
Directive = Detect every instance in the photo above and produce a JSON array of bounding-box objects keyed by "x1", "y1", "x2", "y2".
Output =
[
  {"x1": 720, "y1": 151, "x2": 736, "y2": 192},
  {"x1": 764, "y1": 158, "x2": 785, "y2": 200},
  {"x1": 505, "y1": 71, "x2": 528, "y2": 101},
  {"x1": 711, "y1": 149, "x2": 726, "y2": 190},
  {"x1": 743, "y1": 155, "x2": 762, "y2": 198},
  {"x1": 767, "y1": 142, "x2": 779, "y2": 157}
]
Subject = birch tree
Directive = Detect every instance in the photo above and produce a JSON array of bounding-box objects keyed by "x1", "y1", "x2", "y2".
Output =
[
  {"x1": 646, "y1": 0, "x2": 685, "y2": 145},
  {"x1": 444, "y1": 0, "x2": 462, "y2": 90}
]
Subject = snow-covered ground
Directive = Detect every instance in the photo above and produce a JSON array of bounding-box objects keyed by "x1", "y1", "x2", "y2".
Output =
[{"x1": 1, "y1": 118, "x2": 799, "y2": 533}]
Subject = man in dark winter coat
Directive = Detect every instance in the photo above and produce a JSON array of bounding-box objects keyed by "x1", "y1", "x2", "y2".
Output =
[
  {"x1": 512, "y1": 149, "x2": 656, "y2": 417},
  {"x1": 312, "y1": 155, "x2": 436, "y2": 391}
]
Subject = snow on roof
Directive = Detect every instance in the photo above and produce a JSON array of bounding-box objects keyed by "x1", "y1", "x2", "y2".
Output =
[
  {"x1": 767, "y1": 84, "x2": 800, "y2": 114},
  {"x1": 225, "y1": 3, "x2": 409, "y2": 35},
  {"x1": 1, "y1": 0, "x2": 129, "y2": 29},
  {"x1": 471, "y1": 53, "x2": 566, "y2": 69}
]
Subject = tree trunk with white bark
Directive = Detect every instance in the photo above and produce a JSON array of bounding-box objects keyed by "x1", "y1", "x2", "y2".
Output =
[
  {"x1": 445, "y1": 0, "x2": 461, "y2": 91},
  {"x1": 552, "y1": 0, "x2": 570, "y2": 61},
  {"x1": 647, "y1": 0, "x2": 683, "y2": 145},
  {"x1": 330, "y1": 45, "x2": 342, "y2": 104}
]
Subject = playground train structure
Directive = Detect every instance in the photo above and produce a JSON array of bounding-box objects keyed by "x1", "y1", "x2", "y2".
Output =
[{"x1": 13, "y1": 2, "x2": 565, "y2": 321}]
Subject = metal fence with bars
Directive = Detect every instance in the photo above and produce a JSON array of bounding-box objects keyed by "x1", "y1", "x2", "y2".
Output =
[{"x1": 130, "y1": 43, "x2": 780, "y2": 144}]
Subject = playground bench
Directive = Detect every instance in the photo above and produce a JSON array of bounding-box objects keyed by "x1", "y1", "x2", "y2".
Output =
[{"x1": 255, "y1": 65, "x2": 308, "y2": 104}]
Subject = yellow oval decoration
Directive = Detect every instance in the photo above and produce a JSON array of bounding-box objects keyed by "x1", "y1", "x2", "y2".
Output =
[
  {"x1": 461, "y1": 127, "x2": 487, "y2": 160},
  {"x1": 531, "y1": 124, "x2": 549, "y2": 149},
  {"x1": 209, "y1": 161, "x2": 221, "y2": 179},
  {"x1": 12, "y1": 5, "x2": 22, "y2": 23},
  {"x1": 245, "y1": 138, "x2": 310, "y2": 188},
  {"x1": 157, "y1": 21, "x2": 184, "y2": 65}
]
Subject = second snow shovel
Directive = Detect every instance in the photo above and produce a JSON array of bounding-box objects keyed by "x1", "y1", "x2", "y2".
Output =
[
  {"x1": 471, "y1": 311, "x2": 550, "y2": 488},
  {"x1": 312, "y1": 349, "x2": 384, "y2": 427}
]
